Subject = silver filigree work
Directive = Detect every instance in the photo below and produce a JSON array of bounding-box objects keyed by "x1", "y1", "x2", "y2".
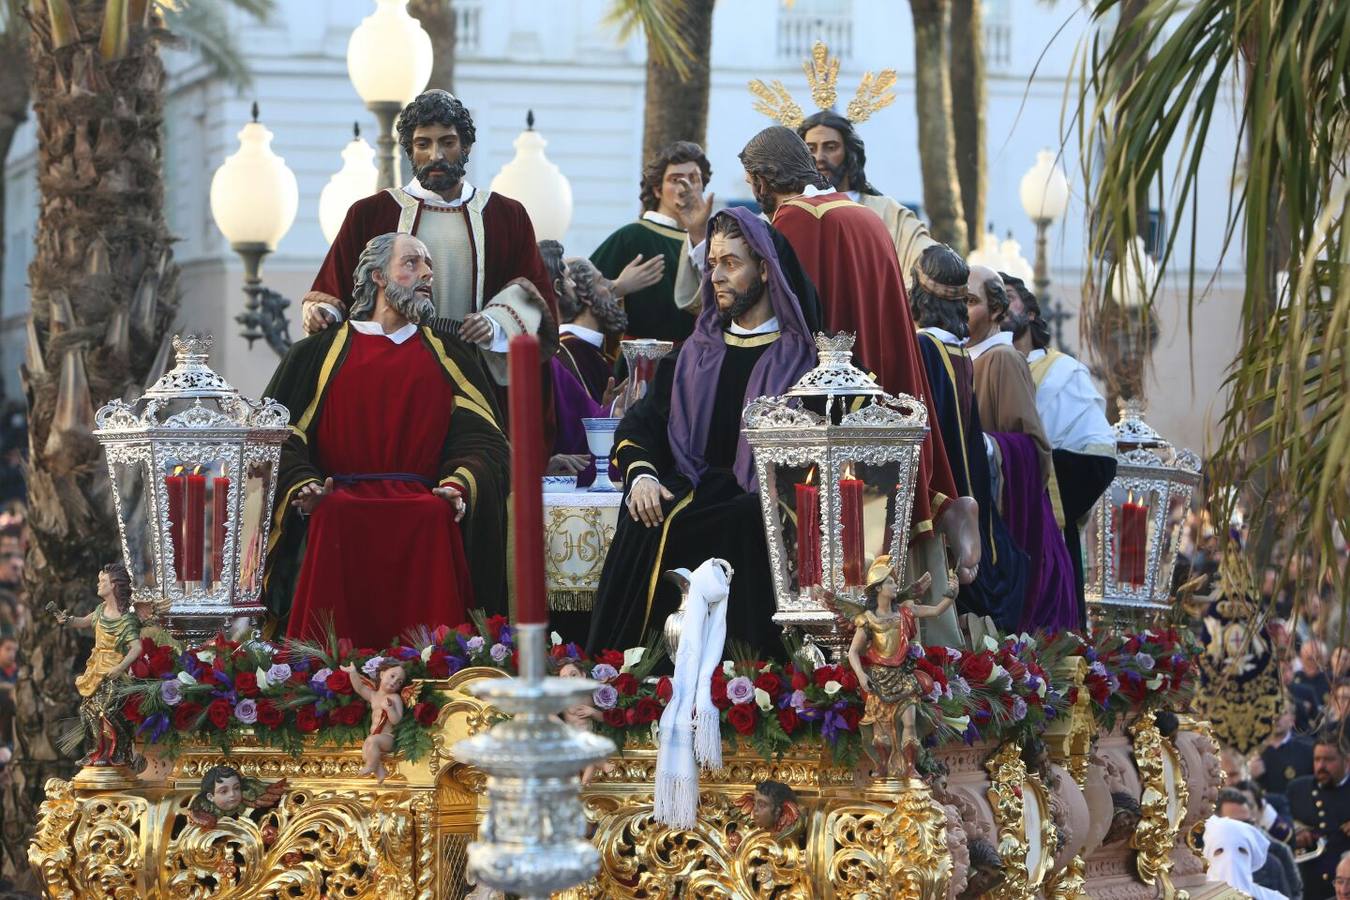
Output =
[
  {"x1": 93, "y1": 334, "x2": 290, "y2": 639},
  {"x1": 1085, "y1": 399, "x2": 1202, "y2": 624},
  {"x1": 743, "y1": 333, "x2": 928, "y2": 656}
]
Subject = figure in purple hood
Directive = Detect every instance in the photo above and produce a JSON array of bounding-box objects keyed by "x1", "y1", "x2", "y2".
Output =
[{"x1": 586, "y1": 207, "x2": 823, "y2": 655}]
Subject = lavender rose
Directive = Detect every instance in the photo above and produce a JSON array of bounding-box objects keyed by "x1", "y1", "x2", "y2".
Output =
[
  {"x1": 234, "y1": 699, "x2": 258, "y2": 725},
  {"x1": 361, "y1": 656, "x2": 385, "y2": 677},
  {"x1": 160, "y1": 679, "x2": 182, "y2": 706},
  {"x1": 266, "y1": 663, "x2": 292, "y2": 685},
  {"x1": 590, "y1": 663, "x2": 619, "y2": 683},
  {"x1": 466, "y1": 636, "x2": 485, "y2": 652},
  {"x1": 489, "y1": 643, "x2": 509, "y2": 663},
  {"x1": 726, "y1": 676, "x2": 755, "y2": 705},
  {"x1": 593, "y1": 684, "x2": 618, "y2": 710}
]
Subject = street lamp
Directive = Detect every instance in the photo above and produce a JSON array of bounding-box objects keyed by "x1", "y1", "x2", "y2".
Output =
[
  {"x1": 347, "y1": 0, "x2": 434, "y2": 190},
  {"x1": 319, "y1": 123, "x2": 379, "y2": 244},
  {"x1": 1019, "y1": 149, "x2": 1071, "y2": 350},
  {"x1": 209, "y1": 103, "x2": 299, "y2": 357},
  {"x1": 489, "y1": 111, "x2": 574, "y2": 242}
]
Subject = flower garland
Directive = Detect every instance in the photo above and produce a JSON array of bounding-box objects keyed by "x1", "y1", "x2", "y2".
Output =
[{"x1": 118, "y1": 614, "x2": 1198, "y2": 763}]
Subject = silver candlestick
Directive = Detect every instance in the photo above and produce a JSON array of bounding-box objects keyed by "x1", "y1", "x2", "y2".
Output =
[{"x1": 451, "y1": 623, "x2": 615, "y2": 899}]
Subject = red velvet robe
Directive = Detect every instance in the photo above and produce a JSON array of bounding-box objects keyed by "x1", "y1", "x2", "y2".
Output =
[
  {"x1": 287, "y1": 331, "x2": 476, "y2": 647},
  {"x1": 772, "y1": 192, "x2": 960, "y2": 534}
]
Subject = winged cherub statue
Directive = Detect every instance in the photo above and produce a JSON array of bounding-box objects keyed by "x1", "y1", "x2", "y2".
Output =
[{"x1": 188, "y1": 765, "x2": 288, "y2": 828}]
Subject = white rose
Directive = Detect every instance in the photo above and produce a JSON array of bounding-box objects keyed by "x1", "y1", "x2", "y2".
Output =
[
  {"x1": 824, "y1": 680, "x2": 842, "y2": 696},
  {"x1": 550, "y1": 631, "x2": 563, "y2": 646},
  {"x1": 722, "y1": 661, "x2": 735, "y2": 677},
  {"x1": 754, "y1": 688, "x2": 773, "y2": 711}
]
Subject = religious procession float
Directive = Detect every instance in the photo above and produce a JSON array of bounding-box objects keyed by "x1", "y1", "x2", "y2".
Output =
[{"x1": 25, "y1": 332, "x2": 1240, "y2": 899}]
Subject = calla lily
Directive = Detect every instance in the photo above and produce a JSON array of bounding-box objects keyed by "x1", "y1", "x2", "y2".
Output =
[
  {"x1": 754, "y1": 688, "x2": 773, "y2": 711},
  {"x1": 823, "y1": 680, "x2": 842, "y2": 696},
  {"x1": 622, "y1": 647, "x2": 645, "y2": 673}
]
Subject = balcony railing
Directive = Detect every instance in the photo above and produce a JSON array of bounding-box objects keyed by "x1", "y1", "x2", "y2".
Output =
[{"x1": 777, "y1": 13, "x2": 853, "y2": 63}]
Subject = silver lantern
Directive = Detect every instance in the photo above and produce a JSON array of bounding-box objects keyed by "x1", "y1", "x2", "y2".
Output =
[
  {"x1": 93, "y1": 335, "x2": 289, "y2": 638},
  {"x1": 1084, "y1": 399, "x2": 1202, "y2": 627},
  {"x1": 742, "y1": 333, "x2": 928, "y2": 656}
]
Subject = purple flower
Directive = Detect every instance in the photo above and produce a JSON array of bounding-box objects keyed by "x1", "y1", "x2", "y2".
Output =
[
  {"x1": 1133, "y1": 652, "x2": 1155, "y2": 671},
  {"x1": 927, "y1": 683, "x2": 944, "y2": 703},
  {"x1": 908, "y1": 644, "x2": 923, "y2": 660},
  {"x1": 593, "y1": 684, "x2": 618, "y2": 709},
  {"x1": 393, "y1": 646, "x2": 420, "y2": 661},
  {"x1": 1045, "y1": 704, "x2": 1058, "y2": 720},
  {"x1": 1011, "y1": 696, "x2": 1028, "y2": 721},
  {"x1": 234, "y1": 699, "x2": 258, "y2": 725},
  {"x1": 361, "y1": 656, "x2": 385, "y2": 677},
  {"x1": 160, "y1": 679, "x2": 182, "y2": 706},
  {"x1": 137, "y1": 713, "x2": 171, "y2": 743},
  {"x1": 446, "y1": 656, "x2": 467, "y2": 675},
  {"x1": 466, "y1": 636, "x2": 485, "y2": 652},
  {"x1": 489, "y1": 643, "x2": 509, "y2": 663},
  {"x1": 726, "y1": 676, "x2": 755, "y2": 705},
  {"x1": 946, "y1": 647, "x2": 963, "y2": 662},
  {"x1": 821, "y1": 709, "x2": 847, "y2": 741},
  {"x1": 1089, "y1": 661, "x2": 1108, "y2": 677},
  {"x1": 498, "y1": 626, "x2": 513, "y2": 646},
  {"x1": 311, "y1": 666, "x2": 333, "y2": 685},
  {"x1": 266, "y1": 663, "x2": 293, "y2": 684},
  {"x1": 563, "y1": 642, "x2": 583, "y2": 660},
  {"x1": 1024, "y1": 674, "x2": 1041, "y2": 693},
  {"x1": 789, "y1": 689, "x2": 809, "y2": 710},
  {"x1": 1083, "y1": 647, "x2": 1098, "y2": 663},
  {"x1": 963, "y1": 722, "x2": 981, "y2": 745},
  {"x1": 591, "y1": 663, "x2": 619, "y2": 683},
  {"x1": 950, "y1": 676, "x2": 971, "y2": 697}
]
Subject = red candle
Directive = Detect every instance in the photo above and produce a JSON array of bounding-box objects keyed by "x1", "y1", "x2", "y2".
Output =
[
  {"x1": 165, "y1": 468, "x2": 186, "y2": 582},
  {"x1": 212, "y1": 476, "x2": 230, "y2": 584},
  {"x1": 840, "y1": 475, "x2": 865, "y2": 585},
  {"x1": 795, "y1": 481, "x2": 821, "y2": 587},
  {"x1": 509, "y1": 335, "x2": 547, "y2": 625},
  {"x1": 1118, "y1": 499, "x2": 1148, "y2": 585},
  {"x1": 183, "y1": 467, "x2": 206, "y2": 582}
]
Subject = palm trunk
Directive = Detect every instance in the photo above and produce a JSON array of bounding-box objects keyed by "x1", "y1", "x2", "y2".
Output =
[
  {"x1": 909, "y1": 0, "x2": 967, "y2": 253},
  {"x1": 641, "y1": 0, "x2": 714, "y2": 166},
  {"x1": 2, "y1": 2, "x2": 178, "y2": 885},
  {"x1": 949, "y1": 0, "x2": 985, "y2": 245},
  {"x1": 408, "y1": 0, "x2": 456, "y2": 92}
]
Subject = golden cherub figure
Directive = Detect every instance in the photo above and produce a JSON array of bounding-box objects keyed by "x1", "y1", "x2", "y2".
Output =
[
  {"x1": 187, "y1": 765, "x2": 288, "y2": 828},
  {"x1": 822, "y1": 555, "x2": 950, "y2": 780}
]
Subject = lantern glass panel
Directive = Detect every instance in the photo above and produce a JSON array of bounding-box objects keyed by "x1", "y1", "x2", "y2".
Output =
[
  {"x1": 110, "y1": 458, "x2": 156, "y2": 590},
  {"x1": 780, "y1": 463, "x2": 821, "y2": 593},
  {"x1": 237, "y1": 459, "x2": 274, "y2": 596},
  {"x1": 836, "y1": 459, "x2": 901, "y2": 587},
  {"x1": 1108, "y1": 482, "x2": 1159, "y2": 587}
]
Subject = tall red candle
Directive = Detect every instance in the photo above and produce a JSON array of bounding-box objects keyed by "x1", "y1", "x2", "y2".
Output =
[
  {"x1": 1118, "y1": 499, "x2": 1148, "y2": 585},
  {"x1": 165, "y1": 468, "x2": 186, "y2": 582},
  {"x1": 795, "y1": 481, "x2": 821, "y2": 587},
  {"x1": 183, "y1": 467, "x2": 206, "y2": 582},
  {"x1": 840, "y1": 475, "x2": 865, "y2": 585},
  {"x1": 509, "y1": 335, "x2": 547, "y2": 625},
  {"x1": 211, "y1": 476, "x2": 230, "y2": 584}
]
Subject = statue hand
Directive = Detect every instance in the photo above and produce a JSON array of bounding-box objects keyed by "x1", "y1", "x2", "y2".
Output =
[{"x1": 292, "y1": 478, "x2": 333, "y2": 516}]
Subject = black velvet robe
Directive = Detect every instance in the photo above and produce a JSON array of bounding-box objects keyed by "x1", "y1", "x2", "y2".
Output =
[
  {"x1": 917, "y1": 332, "x2": 1029, "y2": 630},
  {"x1": 1051, "y1": 448, "x2": 1117, "y2": 624},
  {"x1": 586, "y1": 332, "x2": 781, "y2": 655},
  {"x1": 262, "y1": 323, "x2": 511, "y2": 624}
]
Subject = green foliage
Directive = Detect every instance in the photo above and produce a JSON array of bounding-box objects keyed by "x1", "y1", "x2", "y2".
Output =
[{"x1": 602, "y1": 0, "x2": 697, "y2": 79}]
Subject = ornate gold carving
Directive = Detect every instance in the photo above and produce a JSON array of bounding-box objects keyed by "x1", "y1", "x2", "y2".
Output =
[
  {"x1": 1046, "y1": 854, "x2": 1089, "y2": 900},
  {"x1": 1130, "y1": 714, "x2": 1189, "y2": 900},
  {"x1": 986, "y1": 742, "x2": 1059, "y2": 900},
  {"x1": 748, "y1": 40, "x2": 898, "y2": 127},
  {"x1": 1044, "y1": 657, "x2": 1094, "y2": 785}
]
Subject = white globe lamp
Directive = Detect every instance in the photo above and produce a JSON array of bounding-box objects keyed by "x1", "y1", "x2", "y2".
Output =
[
  {"x1": 346, "y1": 0, "x2": 434, "y2": 190},
  {"x1": 490, "y1": 111, "x2": 574, "y2": 242},
  {"x1": 319, "y1": 123, "x2": 380, "y2": 244}
]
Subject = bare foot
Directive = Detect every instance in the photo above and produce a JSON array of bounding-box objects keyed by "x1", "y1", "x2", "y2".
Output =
[
  {"x1": 936, "y1": 496, "x2": 980, "y2": 584},
  {"x1": 375, "y1": 763, "x2": 388, "y2": 785}
]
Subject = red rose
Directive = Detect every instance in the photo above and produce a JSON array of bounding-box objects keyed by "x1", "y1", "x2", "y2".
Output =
[
  {"x1": 332, "y1": 702, "x2": 366, "y2": 726},
  {"x1": 839, "y1": 670, "x2": 859, "y2": 693},
  {"x1": 326, "y1": 671, "x2": 353, "y2": 695},
  {"x1": 777, "y1": 707, "x2": 800, "y2": 735},
  {"x1": 295, "y1": 705, "x2": 322, "y2": 733},
  {"x1": 122, "y1": 693, "x2": 145, "y2": 723},
  {"x1": 206, "y1": 699, "x2": 231, "y2": 730},
  {"x1": 1065, "y1": 686, "x2": 1079, "y2": 706},
  {"x1": 456, "y1": 622, "x2": 476, "y2": 637},
  {"x1": 413, "y1": 701, "x2": 439, "y2": 726},
  {"x1": 174, "y1": 702, "x2": 203, "y2": 730},
  {"x1": 234, "y1": 671, "x2": 259, "y2": 698},
  {"x1": 753, "y1": 673, "x2": 783, "y2": 698},
  {"x1": 656, "y1": 676, "x2": 673, "y2": 703},
  {"x1": 711, "y1": 672, "x2": 730, "y2": 710},
  {"x1": 148, "y1": 646, "x2": 176, "y2": 678},
  {"x1": 256, "y1": 700, "x2": 284, "y2": 728},
  {"x1": 960, "y1": 653, "x2": 994, "y2": 683},
  {"x1": 614, "y1": 673, "x2": 638, "y2": 697},
  {"x1": 1004, "y1": 659, "x2": 1028, "y2": 681},
  {"x1": 790, "y1": 671, "x2": 808, "y2": 692},
  {"x1": 925, "y1": 646, "x2": 949, "y2": 665},
  {"x1": 624, "y1": 706, "x2": 638, "y2": 725},
  {"x1": 1087, "y1": 676, "x2": 1111, "y2": 706},
  {"x1": 289, "y1": 667, "x2": 307, "y2": 684},
  {"x1": 602, "y1": 708, "x2": 626, "y2": 728},
  {"x1": 596, "y1": 649, "x2": 625, "y2": 669},
  {"x1": 130, "y1": 656, "x2": 151, "y2": 679},
  {"x1": 633, "y1": 697, "x2": 662, "y2": 725},
  {"x1": 272, "y1": 647, "x2": 291, "y2": 664},
  {"x1": 425, "y1": 652, "x2": 450, "y2": 679},
  {"x1": 814, "y1": 665, "x2": 842, "y2": 689},
  {"x1": 839, "y1": 706, "x2": 862, "y2": 731},
  {"x1": 485, "y1": 615, "x2": 509, "y2": 642},
  {"x1": 198, "y1": 667, "x2": 217, "y2": 686},
  {"x1": 1123, "y1": 637, "x2": 1141, "y2": 654},
  {"x1": 727, "y1": 703, "x2": 757, "y2": 736}
]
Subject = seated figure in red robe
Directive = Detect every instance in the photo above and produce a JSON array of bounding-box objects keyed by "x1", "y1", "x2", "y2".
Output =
[{"x1": 262, "y1": 233, "x2": 510, "y2": 647}]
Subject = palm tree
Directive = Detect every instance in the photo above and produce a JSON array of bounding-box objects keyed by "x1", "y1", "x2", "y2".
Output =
[
  {"x1": 1078, "y1": 0, "x2": 1349, "y2": 582},
  {"x1": 908, "y1": 0, "x2": 968, "y2": 252},
  {"x1": 605, "y1": 0, "x2": 714, "y2": 165},
  {"x1": 949, "y1": 0, "x2": 985, "y2": 246},
  {"x1": 2, "y1": 0, "x2": 266, "y2": 886},
  {"x1": 408, "y1": 0, "x2": 456, "y2": 92}
]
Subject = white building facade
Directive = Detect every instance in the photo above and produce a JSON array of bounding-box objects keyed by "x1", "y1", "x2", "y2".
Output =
[{"x1": 1, "y1": 0, "x2": 1243, "y2": 452}]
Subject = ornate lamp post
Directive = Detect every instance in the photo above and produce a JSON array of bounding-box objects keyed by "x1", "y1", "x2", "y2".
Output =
[
  {"x1": 489, "y1": 111, "x2": 574, "y2": 241},
  {"x1": 92, "y1": 335, "x2": 290, "y2": 640},
  {"x1": 347, "y1": 0, "x2": 434, "y2": 190},
  {"x1": 1019, "y1": 149, "x2": 1071, "y2": 350},
  {"x1": 743, "y1": 333, "x2": 929, "y2": 657},
  {"x1": 209, "y1": 103, "x2": 299, "y2": 357},
  {"x1": 319, "y1": 123, "x2": 379, "y2": 244},
  {"x1": 1085, "y1": 401, "x2": 1201, "y2": 629}
]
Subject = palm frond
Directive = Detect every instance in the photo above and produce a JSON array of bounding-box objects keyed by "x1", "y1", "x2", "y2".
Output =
[
  {"x1": 99, "y1": 0, "x2": 129, "y2": 60},
  {"x1": 44, "y1": 0, "x2": 79, "y2": 48},
  {"x1": 602, "y1": 0, "x2": 696, "y2": 80},
  {"x1": 1077, "y1": 0, "x2": 1350, "y2": 588},
  {"x1": 158, "y1": 0, "x2": 273, "y2": 91}
]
